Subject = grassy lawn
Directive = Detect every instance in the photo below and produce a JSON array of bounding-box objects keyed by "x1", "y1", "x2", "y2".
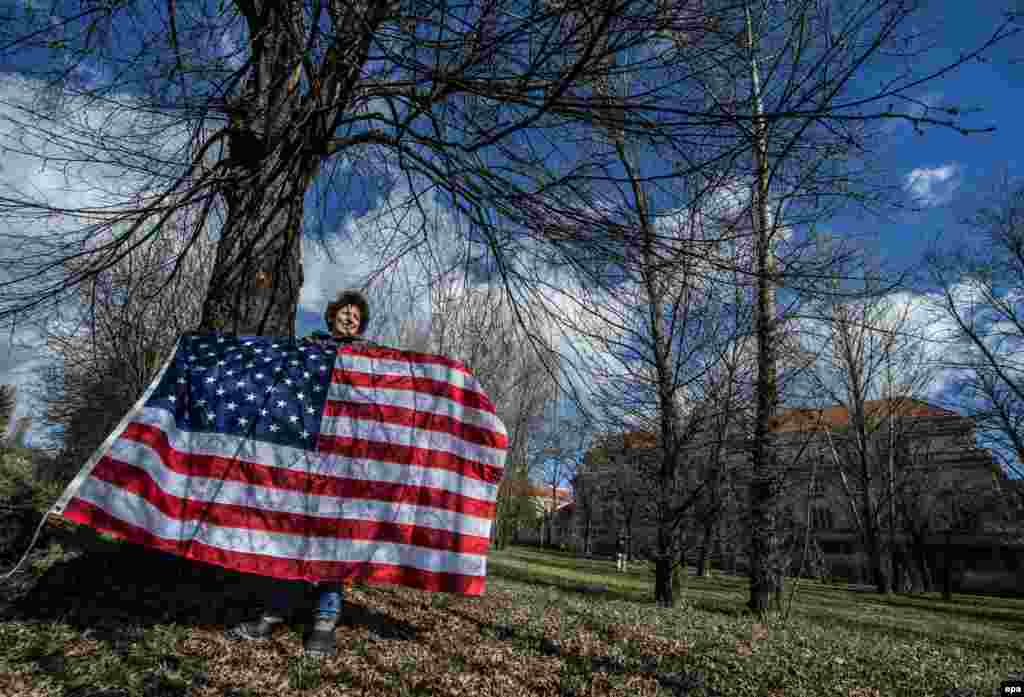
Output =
[{"x1": 0, "y1": 538, "x2": 1021, "y2": 697}]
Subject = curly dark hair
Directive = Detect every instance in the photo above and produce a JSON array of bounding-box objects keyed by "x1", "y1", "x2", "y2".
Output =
[{"x1": 324, "y1": 289, "x2": 370, "y2": 336}]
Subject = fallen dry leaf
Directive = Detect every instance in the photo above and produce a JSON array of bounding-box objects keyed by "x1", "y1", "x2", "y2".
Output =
[
  {"x1": 767, "y1": 689, "x2": 785, "y2": 697},
  {"x1": 751, "y1": 623, "x2": 769, "y2": 641},
  {"x1": 848, "y1": 689, "x2": 881, "y2": 697},
  {"x1": 736, "y1": 640, "x2": 754, "y2": 657}
]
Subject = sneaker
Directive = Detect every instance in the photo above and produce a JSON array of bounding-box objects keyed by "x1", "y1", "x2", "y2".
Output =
[
  {"x1": 227, "y1": 615, "x2": 284, "y2": 641},
  {"x1": 303, "y1": 615, "x2": 338, "y2": 658}
]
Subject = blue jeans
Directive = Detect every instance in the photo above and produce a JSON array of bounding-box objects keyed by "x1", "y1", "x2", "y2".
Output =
[{"x1": 266, "y1": 580, "x2": 344, "y2": 620}]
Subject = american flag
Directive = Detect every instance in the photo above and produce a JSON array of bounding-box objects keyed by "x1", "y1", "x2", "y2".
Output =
[{"x1": 50, "y1": 333, "x2": 508, "y2": 596}]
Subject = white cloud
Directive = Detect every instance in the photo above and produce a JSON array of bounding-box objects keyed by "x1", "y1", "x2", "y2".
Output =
[
  {"x1": 903, "y1": 163, "x2": 960, "y2": 207},
  {"x1": 0, "y1": 76, "x2": 206, "y2": 449}
]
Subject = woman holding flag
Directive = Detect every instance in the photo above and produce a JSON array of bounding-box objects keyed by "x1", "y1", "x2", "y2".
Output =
[{"x1": 227, "y1": 289, "x2": 372, "y2": 658}]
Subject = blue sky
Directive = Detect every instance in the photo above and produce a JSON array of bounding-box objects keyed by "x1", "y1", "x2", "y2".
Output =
[
  {"x1": 0, "y1": 1, "x2": 1021, "y2": 476},
  {"x1": 826, "y1": 4, "x2": 1022, "y2": 278}
]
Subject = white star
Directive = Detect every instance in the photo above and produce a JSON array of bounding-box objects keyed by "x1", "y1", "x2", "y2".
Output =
[
  {"x1": 217, "y1": 337, "x2": 225, "y2": 343},
  {"x1": 225, "y1": 370, "x2": 235, "y2": 377},
  {"x1": 296, "y1": 392, "x2": 305, "y2": 400},
  {"x1": 236, "y1": 380, "x2": 246, "y2": 388},
  {"x1": 303, "y1": 371, "x2": 311, "y2": 379},
  {"x1": 288, "y1": 414, "x2": 299, "y2": 423},
  {"x1": 206, "y1": 411, "x2": 216, "y2": 421},
  {"x1": 246, "y1": 392, "x2": 256, "y2": 402},
  {"x1": 319, "y1": 366, "x2": 327, "y2": 372},
  {"x1": 313, "y1": 385, "x2": 322, "y2": 392},
  {"x1": 226, "y1": 401, "x2": 238, "y2": 410},
  {"x1": 217, "y1": 360, "x2": 226, "y2": 366},
  {"x1": 177, "y1": 377, "x2": 186, "y2": 384},
  {"x1": 268, "y1": 423, "x2": 280, "y2": 433},
  {"x1": 244, "y1": 341, "x2": 254, "y2": 346},
  {"x1": 284, "y1": 378, "x2": 293, "y2": 386},
  {"x1": 193, "y1": 366, "x2": 206, "y2": 372},
  {"x1": 167, "y1": 395, "x2": 176, "y2": 403},
  {"x1": 245, "y1": 362, "x2": 255, "y2": 368},
  {"x1": 237, "y1": 416, "x2": 249, "y2": 426},
  {"x1": 276, "y1": 399, "x2": 286, "y2": 408},
  {"x1": 255, "y1": 348, "x2": 263, "y2": 354},
  {"x1": 271, "y1": 344, "x2": 279, "y2": 349},
  {"x1": 255, "y1": 373, "x2": 264, "y2": 380},
  {"x1": 259, "y1": 408, "x2": 269, "y2": 416},
  {"x1": 290, "y1": 360, "x2": 300, "y2": 366},
  {"x1": 196, "y1": 399, "x2": 207, "y2": 406},
  {"x1": 216, "y1": 387, "x2": 226, "y2": 396},
  {"x1": 274, "y1": 366, "x2": 283, "y2": 372},
  {"x1": 306, "y1": 406, "x2": 315, "y2": 414},
  {"x1": 205, "y1": 376, "x2": 215, "y2": 384},
  {"x1": 300, "y1": 430, "x2": 310, "y2": 439}
]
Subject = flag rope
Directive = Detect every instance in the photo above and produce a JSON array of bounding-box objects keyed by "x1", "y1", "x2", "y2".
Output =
[{"x1": 1, "y1": 338, "x2": 184, "y2": 582}]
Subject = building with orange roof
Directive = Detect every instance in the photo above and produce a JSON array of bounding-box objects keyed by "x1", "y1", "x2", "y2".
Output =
[
  {"x1": 492, "y1": 479, "x2": 573, "y2": 546},
  {"x1": 560, "y1": 398, "x2": 1022, "y2": 592}
]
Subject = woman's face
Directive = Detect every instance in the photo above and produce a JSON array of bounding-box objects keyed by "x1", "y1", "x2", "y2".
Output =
[{"x1": 333, "y1": 303, "x2": 362, "y2": 337}]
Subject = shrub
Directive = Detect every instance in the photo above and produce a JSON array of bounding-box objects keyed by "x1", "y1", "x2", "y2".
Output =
[{"x1": 0, "y1": 447, "x2": 64, "y2": 515}]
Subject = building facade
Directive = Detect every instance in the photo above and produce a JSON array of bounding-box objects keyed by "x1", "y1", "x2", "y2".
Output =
[
  {"x1": 493, "y1": 480, "x2": 573, "y2": 546},
  {"x1": 561, "y1": 399, "x2": 1023, "y2": 590}
]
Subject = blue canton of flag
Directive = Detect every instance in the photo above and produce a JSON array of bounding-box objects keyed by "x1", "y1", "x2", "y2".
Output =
[{"x1": 148, "y1": 334, "x2": 334, "y2": 449}]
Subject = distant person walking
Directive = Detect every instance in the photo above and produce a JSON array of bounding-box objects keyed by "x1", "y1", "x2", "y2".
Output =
[{"x1": 616, "y1": 532, "x2": 627, "y2": 573}]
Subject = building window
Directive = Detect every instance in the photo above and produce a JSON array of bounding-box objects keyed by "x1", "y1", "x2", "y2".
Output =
[{"x1": 811, "y1": 507, "x2": 834, "y2": 531}]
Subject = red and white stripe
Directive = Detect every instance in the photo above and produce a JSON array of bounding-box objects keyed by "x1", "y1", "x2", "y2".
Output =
[{"x1": 52, "y1": 341, "x2": 508, "y2": 596}]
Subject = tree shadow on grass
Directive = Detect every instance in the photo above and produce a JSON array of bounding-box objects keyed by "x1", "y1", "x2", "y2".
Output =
[
  {"x1": 1, "y1": 541, "x2": 418, "y2": 642},
  {"x1": 488, "y1": 561, "x2": 644, "y2": 605},
  {"x1": 776, "y1": 581, "x2": 1024, "y2": 630},
  {"x1": 794, "y1": 605, "x2": 1018, "y2": 654},
  {"x1": 497, "y1": 548, "x2": 648, "y2": 577}
]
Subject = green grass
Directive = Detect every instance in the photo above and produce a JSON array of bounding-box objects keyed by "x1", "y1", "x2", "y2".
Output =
[
  {"x1": 489, "y1": 546, "x2": 1024, "y2": 650},
  {"x1": 489, "y1": 546, "x2": 1023, "y2": 693},
  {"x1": 1, "y1": 532, "x2": 1021, "y2": 697}
]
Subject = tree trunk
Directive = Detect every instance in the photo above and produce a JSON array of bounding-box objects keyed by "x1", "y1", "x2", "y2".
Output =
[
  {"x1": 941, "y1": 530, "x2": 953, "y2": 602},
  {"x1": 196, "y1": 0, "x2": 392, "y2": 336},
  {"x1": 653, "y1": 521, "x2": 677, "y2": 607},
  {"x1": 654, "y1": 555, "x2": 674, "y2": 607},
  {"x1": 891, "y1": 543, "x2": 905, "y2": 592},
  {"x1": 864, "y1": 521, "x2": 891, "y2": 594},
  {"x1": 746, "y1": 4, "x2": 782, "y2": 614},
  {"x1": 198, "y1": 143, "x2": 310, "y2": 335},
  {"x1": 696, "y1": 514, "x2": 716, "y2": 577}
]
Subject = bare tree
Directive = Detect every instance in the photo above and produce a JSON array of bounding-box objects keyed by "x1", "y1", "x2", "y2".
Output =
[
  {"x1": 805, "y1": 280, "x2": 939, "y2": 593},
  {"x1": 0, "y1": 385, "x2": 15, "y2": 442},
  {"x1": 693, "y1": 329, "x2": 756, "y2": 577},
  {"x1": 531, "y1": 402, "x2": 591, "y2": 548},
  {"x1": 928, "y1": 176, "x2": 1024, "y2": 482},
  {"x1": 394, "y1": 277, "x2": 559, "y2": 550},
  {"x1": 641, "y1": 0, "x2": 1017, "y2": 614},
  {"x1": 0, "y1": 0, "x2": 720, "y2": 339},
  {"x1": 552, "y1": 134, "x2": 753, "y2": 606},
  {"x1": 25, "y1": 216, "x2": 216, "y2": 478}
]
